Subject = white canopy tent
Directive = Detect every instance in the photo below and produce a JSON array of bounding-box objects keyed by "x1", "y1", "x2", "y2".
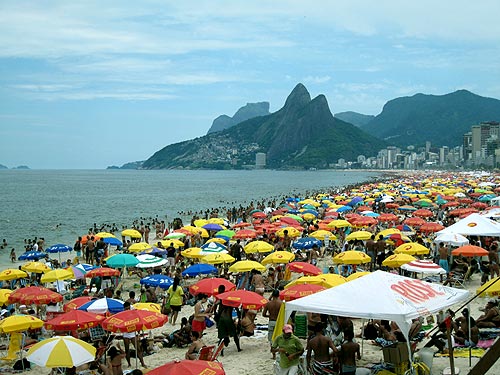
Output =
[
  {"x1": 285, "y1": 271, "x2": 469, "y2": 342},
  {"x1": 436, "y1": 213, "x2": 500, "y2": 237}
]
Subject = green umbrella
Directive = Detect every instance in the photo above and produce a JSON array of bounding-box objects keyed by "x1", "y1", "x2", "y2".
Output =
[
  {"x1": 216, "y1": 229, "x2": 236, "y2": 238},
  {"x1": 105, "y1": 253, "x2": 139, "y2": 268}
]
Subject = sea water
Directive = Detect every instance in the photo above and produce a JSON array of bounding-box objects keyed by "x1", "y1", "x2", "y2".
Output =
[{"x1": 0, "y1": 169, "x2": 380, "y2": 267}]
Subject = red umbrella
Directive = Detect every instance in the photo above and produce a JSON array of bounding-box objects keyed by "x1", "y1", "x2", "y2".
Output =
[
  {"x1": 8, "y1": 286, "x2": 63, "y2": 305},
  {"x1": 378, "y1": 213, "x2": 399, "y2": 223},
  {"x1": 351, "y1": 216, "x2": 377, "y2": 226},
  {"x1": 279, "y1": 284, "x2": 325, "y2": 301},
  {"x1": 63, "y1": 296, "x2": 94, "y2": 312},
  {"x1": 252, "y1": 212, "x2": 267, "y2": 219},
  {"x1": 451, "y1": 245, "x2": 489, "y2": 257},
  {"x1": 45, "y1": 309, "x2": 104, "y2": 330},
  {"x1": 385, "y1": 203, "x2": 400, "y2": 209},
  {"x1": 233, "y1": 229, "x2": 257, "y2": 239},
  {"x1": 420, "y1": 222, "x2": 445, "y2": 233},
  {"x1": 279, "y1": 217, "x2": 301, "y2": 226},
  {"x1": 101, "y1": 309, "x2": 168, "y2": 333},
  {"x1": 413, "y1": 209, "x2": 434, "y2": 218},
  {"x1": 472, "y1": 202, "x2": 488, "y2": 210},
  {"x1": 148, "y1": 360, "x2": 225, "y2": 375},
  {"x1": 189, "y1": 278, "x2": 236, "y2": 296},
  {"x1": 286, "y1": 262, "x2": 322, "y2": 276},
  {"x1": 403, "y1": 217, "x2": 426, "y2": 226},
  {"x1": 233, "y1": 222, "x2": 251, "y2": 228},
  {"x1": 216, "y1": 290, "x2": 268, "y2": 309},
  {"x1": 85, "y1": 267, "x2": 120, "y2": 278}
]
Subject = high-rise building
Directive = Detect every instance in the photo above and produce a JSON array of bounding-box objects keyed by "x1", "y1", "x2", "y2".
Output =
[{"x1": 255, "y1": 152, "x2": 266, "y2": 168}]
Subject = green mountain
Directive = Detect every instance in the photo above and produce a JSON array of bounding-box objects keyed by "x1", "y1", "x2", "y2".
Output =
[
  {"x1": 334, "y1": 111, "x2": 375, "y2": 127},
  {"x1": 142, "y1": 84, "x2": 387, "y2": 169},
  {"x1": 207, "y1": 102, "x2": 270, "y2": 134},
  {"x1": 361, "y1": 90, "x2": 500, "y2": 147}
]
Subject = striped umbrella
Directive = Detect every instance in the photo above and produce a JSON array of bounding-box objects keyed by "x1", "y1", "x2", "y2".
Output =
[
  {"x1": 135, "y1": 254, "x2": 168, "y2": 268},
  {"x1": 26, "y1": 336, "x2": 96, "y2": 368}
]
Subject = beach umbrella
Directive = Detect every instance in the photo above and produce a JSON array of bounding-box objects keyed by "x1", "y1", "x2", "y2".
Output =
[
  {"x1": 476, "y1": 277, "x2": 500, "y2": 297},
  {"x1": 145, "y1": 247, "x2": 168, "y2": 256},
  {"x1": 229, "y1": 260, "x2": 266, "y2": 273},
  {"x1": 382, "y1": 254, "x2": 416, "y2": 268},
  {"x1": 420, "y1": 222, "x2": 445, "y2": 233},
  {"x1": 215, "y1": 229, "x2": 235, "y2": 239},
  {"x1": 233, "y1": 229, "x2": 257, "y2": 239},
  {"x1": 206, "y1": 237, "x2": 227, "y2": 244},
  {"x1": 333, "y1": 250, "x2": 371, "y2": 265},
  {"x1": 292, "y1": 237, "x2": 322, "y2": 250},
  {"x1": 66, "y1": 265, "x2": 87, "y2": 279},
  {"x1": 201, "y1": 253, "x2": 236, "y2": 265},
  {"x1": 78, "y1": 297, "x2": 124, "y2": 314},
  {"x1": 0, "y1": 268, "x2": 28, "y2": 281},
  {"x1": 121, "y1": 229, "x2": 142, "y2": 238},
  {"x1": 63, "y1": 296, "x2": 94, "y2": 312},
  {"x1": 160, "y1": 239, "x2": 186, "y2": 248},
  {"x1": 133, "y1": 303, "x2": 162, "y2": 313},
  {"x1": 401, "y1": 260, "x2": 446, "y2": 275},
  {"x1": 276, "y1": 227, "x2": 301, "y2": 237},
  {"x1": 21, "y1": 261, "x2": 51, "y2": 273},
  {"x1": 286, "y1": 262, "x2": 322, "y2": 276},
  {"x1": 0, "y1": 315, "x2": 44, "y2": 333},
  {"x1": 377, "y1": 228, "x2": 401, "y2": 238},
  {"x1": 102, "y1": 309, "x2": 167, "y2": 332},
  {"x1": 182, "y1": 264, "x2": 218, "y2": 277},
  {"x1": 216, "y1": 290, "x2": 268, "y2": 309},
  {"x1": 327, "y1": 219, "x2": 351, "y2": 228},
  {"x1": 279, "y1": 284, "x2": 325, "y2": 301},
  {"x1": 18, "y1": 251, "x2": 46, "y2": 261},
  {"x1": 346, "y1": 271, "x2": 371, "y2": 281},
  {"x1": 102, "y1": 237, "x2": 123, "y2": 246},
  {"x1": 394, "y1": 242, "x2": 430, "y2": 255},
  {"x1": 45, "y1": 310, "x2": 104, "y2": 331},
  {"x1": 243, "y1": 240, "x2": 274, "y2": 254},
  {"x1": 200, "y1": 242, "x2": 228, "y2": 255},
  {"x1": 403, "y1": 217, "x2": 426, "y2": 226},
  {"x1": 140, "y1": 274, "x2": 173, "y2": 289},
  {"x1": 85, "y1": 267, "x2": 120, "y2": 278},
  {"x1": 345, "y1": 231, "x2": 372, "y2": 241},
  {"x1": 181, "y1": 247, "x2": 204, "y2": 259},
  {"x1": 261, "y1": 251, "x2": 295, "y2": 265},
  {"x1": 40, "y1": 269, "x2": 74, "y2": 283},
  {"x1": 433, "y1": 233, "x2": 469, "y2": 246},
  {"x1": 0, "y1": 289, "x2": 12, "y2": 305},
  {"x1": 285, "y1": 275, "x2": 346, "y2": 289},
  {"x1": 413, "y1": 209, "x2": 434, "y2": 218},
  {"x1": 202, "y1": 223, "x2": 224, "y2": 231},
  {"x1": 189, "y1": 278, "x2": 236, "y2": 296},
  {"x1": 451, "y1": 245, "x2": 489, "y2": 257},
  {"x1": 94, "y1": 232, "x2": 115, "y2": 238},
  {"x1": 378, "y1": 213, "x2": 399, "y2": 223},
  {"x1": 46, "y1": 244, "x2": 73, "y2": 254},
  {"x1": 26, "y1": 336, "x2": 96, "y2": 368},
  {"x1": 8, "y1": 286, "x2": 63, "y2": 305},
  {"x1": 104, "y1": 253, "x2": 139, "y2": 268},
  {"x1": 147, "y1": 360, "x2": 226, "y2": 375},
  {"x1": 128, "y1": 242, "x2": 153, "y2": 252},
  {"x1": 164, "y1": 232, "x2": 186, "y2": 240},
  {"x1": 135, "y1": 254, "x2": 168, "y2": 268}
]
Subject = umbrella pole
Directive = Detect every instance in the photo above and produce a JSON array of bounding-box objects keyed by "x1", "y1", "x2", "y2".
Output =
[{"x1": 134, "y1": 333, "x2": 138, "y2": 369}]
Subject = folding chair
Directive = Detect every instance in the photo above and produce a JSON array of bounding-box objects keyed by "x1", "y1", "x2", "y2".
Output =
[
  {"x1": 210, "y1": 340, "x2": 225, "y2": 361},
  {"x1": 196, "y1": 345, "x2": 215, "y2": 360}
]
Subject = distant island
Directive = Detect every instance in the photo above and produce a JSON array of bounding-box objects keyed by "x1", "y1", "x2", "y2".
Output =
[{"x1": 0, "y1": 164, "x2": 30, "y2": 170}]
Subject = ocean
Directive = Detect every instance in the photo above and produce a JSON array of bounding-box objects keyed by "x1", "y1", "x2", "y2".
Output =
[{"x1": 0, "y1": 169, "x2": 381, "y2": 266}]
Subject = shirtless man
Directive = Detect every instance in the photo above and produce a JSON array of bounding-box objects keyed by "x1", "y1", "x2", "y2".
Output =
[
  {"x1": 263, "y1": 289, "x2": 282, "y2": 358},
  {"x1": 339, "y1": 329, "x2": 360, "y2": 375},
  {"x1": 306, "y1": 322, "x2": 338, "y2": 375},
  {"x1": 251, "y1": 269, "x2": 265, "y2": 296},
  {"x1": 488, "y1": 243, "x2": 500, "y2": 278},
  {"x1": 438, "y1": 243, "x2": 449, "y2": 277}
]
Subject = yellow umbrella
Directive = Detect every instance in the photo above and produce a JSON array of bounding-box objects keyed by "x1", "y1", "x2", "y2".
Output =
[
  {"x1": 0, "y1": 315, "x2": 44, "y2": 333},
  {"x1": 193, "y1": 219, "x2": 208, "y2": 228},
  {"x1": 382, "y1": 254, "x2": 416, "y2": 268},
  {"x1": 94, "y1": 232, "x2": 116, "y2": 238},
  {"x1": 327, "y1": 220, "x2": 351, "y2": 228},
  {"x1": 0, "y1": 269, "x2": 28, "y2": 281},
  {"x1": 333, "y1": 250, "x2": 371, "y2": 265},
  {"x1": 0, "y1": 289, "x2": 12, "y2": 305},
  {"x1": 244, "y1": 240, "x2": 274, "y2": 254},
  {"x1": 345, "y1": 231, "x2": 373, "y2": 241},
  {"x1": 201, "y1": 253, "x2": 236, "y2": 265},
  {"x1": 476, "y1": 277, "x2": 500, "y2": 297},
  {"x1": 261, "y1": 251, "x2": 295, "y2": 265},
  {"x1": 206, "y1": 238, "x2": 226, "y2": 244},
  {"x1": 298, "y1": 199, "x2": 320, "y2": 207},
  {"x1": 285, "y1": 274, "x2": 346, "y2": 289},
  {"x1": 207, "y1": 218, "x2": 226, "y2": 225},
  {"x1": 21, "y1": 262, "x2": 51, "y2": 274},
  {"x1": 229, "y1": 260, "x2": 266, "y2": 273},
  {"x1": 128, "y1": 242, "x2": 153, "y2": 252},
  {"x1": 181, "y1": 247, "x2": 204, "y2": 259},
  {"x1": 394, "y1": 242, "x2": 430, "y2": 255},
  {"x1": 121, "y1": 229, "x2": 142, "y2": 238},
  {"x1": 41, "y1": 269, "x2": 74, "y2": 283},
  {"x1": 302, "y1": 213, "x2": 316, "y2": 221},
  {"x1": 346, "y1": 271, "x2": 371, "y2": 281},
  {"x1": 309, "y1": 230, "x2": 335, "y2": 240},
  {"x1": 159, "y1": 239, "x2": 185, "y2": 248},
  {"x1": 319, "y1": 273, "x2": 348, "y2": 287},
  {"x1": 133, "y1": 303, "x2": 161, "y2": 313},
  {"x1": 276, "y1": 227, "x2": 301, "y2": 238},
  {"x1": 377, "y1": 228, "x2": 401, "y2": 238},
  {"x1": 26, "y1": 336, "x2": 96, "y2": 368}
]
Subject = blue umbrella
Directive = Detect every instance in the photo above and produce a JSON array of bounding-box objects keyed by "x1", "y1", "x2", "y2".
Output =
[
  {"x1": 103, "y1": 237, "x2": 123, "y2": 246},
  {"x1": 336, "y1": 205, "x2": 353, "y2": 213},
  {"x1": 78, "y1": 297, "x2": 124, "y2": 314},
  {"x1": 347, "y1": 197, "x2": 363, "y2": 207},
  {"x1": 46, "y1": 244, "x2": 72, "y2": 253},
  {"x1": 78, "y1": 263, "x2": 96, "y2": 272},
  {"x1": 301, "y1": 209, "x2": 318, "y2": 216},
  {"x1": 202, "y1": 223, "x2": 224, "y2": 231},
  {"x1": 182, "y1": 264, "x2": 217, "y2": 277},
  {"x1": 145, "y1": 247, "x2": 168, "y2": 256},
  {"x1": 18, "y1": 251, "x2": 46, "y2": 261},
  {"x1": 292, "y1": 237, "x2": 322, "y2": 250},
  {"x1": 140, "y1": 274, "x2": 174, "y2": 289}
]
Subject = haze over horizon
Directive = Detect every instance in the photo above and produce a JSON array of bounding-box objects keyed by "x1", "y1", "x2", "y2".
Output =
[{"x1": 1, "y1": 1, "x2": 500, "y2": 169}]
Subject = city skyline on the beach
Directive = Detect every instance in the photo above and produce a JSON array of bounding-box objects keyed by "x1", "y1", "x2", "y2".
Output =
[{"x1": 1, "y1": 1, "x2": 500, "y2": 169}]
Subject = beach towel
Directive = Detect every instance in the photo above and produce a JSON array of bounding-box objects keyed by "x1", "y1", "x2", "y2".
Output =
[{"x1": 435, "y1": 347, "x2": 485, "y2": 358}]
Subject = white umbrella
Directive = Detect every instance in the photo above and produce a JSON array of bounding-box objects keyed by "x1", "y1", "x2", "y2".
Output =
[
  {"x1": 433, "y1": 232, "x2": 469, "y2": 246},
  {"x1": 401, "y1": 260, "x2": 446, "y2": 275},
  {"x1": 135, "y1": 254, "x2": 168, "y2": 268},
  {"x1": 26, "y1": 336, "x2": 96, "y2": 368}
]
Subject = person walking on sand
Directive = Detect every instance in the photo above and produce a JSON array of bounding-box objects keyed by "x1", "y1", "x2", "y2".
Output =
[
  {"x1": 167, "y1": 276, "x2": 184, "y2": 325},
  {"x1": 271, "y1": 324, "x2": 304, "y2": 375},
  {"x1": 10, "y1": 248, "x2": 16, "y2": 262},
  {"x1": 339, "y1": 329, "x2": 360, "y2": 375},
  {"x1": 306, "y1": 322, "x2": 339, "y2": 375},
  {"x1": 263, "y1": 289, "x2": 282, "y2": 358}
]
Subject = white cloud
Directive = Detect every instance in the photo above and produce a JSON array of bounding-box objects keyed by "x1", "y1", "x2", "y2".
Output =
[{"x1": 303, "y1": 76, "x2": 331, "y2": 84}]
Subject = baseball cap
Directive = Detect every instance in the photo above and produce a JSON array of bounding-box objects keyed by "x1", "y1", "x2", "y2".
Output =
[{"x1": 283, "y1": 324, "x2": 293, "y2": 334}]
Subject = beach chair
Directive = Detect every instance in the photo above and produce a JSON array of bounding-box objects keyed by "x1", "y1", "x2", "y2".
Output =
[
  {"x1": 210, "y1": 340, "x2": 225, "y2": 362},
  {"x1": 196, "y1": 345, "x2": 215, "y2": 360}
]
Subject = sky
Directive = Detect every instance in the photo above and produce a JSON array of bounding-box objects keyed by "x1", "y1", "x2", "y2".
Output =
[{"x1": 1, "y1": 1, "x2": 500, "y2": 169}]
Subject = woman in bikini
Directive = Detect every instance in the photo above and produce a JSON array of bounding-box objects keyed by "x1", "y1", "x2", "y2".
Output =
[{"x1": 107, "y1": 346, "x2": 126, "y2": 375}]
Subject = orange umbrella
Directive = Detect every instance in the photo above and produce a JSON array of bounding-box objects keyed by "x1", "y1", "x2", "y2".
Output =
[
  {"x1": 420, "y1": 222, "x2": 445, "y2": 233},
  {"x1": 8, "y1": 286, "x2": 63, "y2": 305},
  {"x1": 101, "y1": 309, "x2": 168, "y2": 332},
  {"x1": 451, "y1": 245, "x2": 489, "y2": 257},
  {"x1": 413, "y1": 209, "x2": 434, "y2": 218},
  {"x1": 279, "y1": 284, "x2": 325, "y2": 301},
  {"x1": 85, "y1": 267, "x2": 120, "y2": 278},
  {"x1": 286, "y1": 262, "x2": 322, "y2": 276},
  {"x1": 45, "y1": 310, "x2": 104, "y2": 331},
  {"x1": 216, "y1": 290, "x2": 268, "y2": 309},
  {"x1": 64, "y1": 296, "x2": 94, "y2": 312},
  {"x1": 403, "y1": 217, "x2": 426, "y2": 226},
  {"x1": 189, "y1": 278, "x2": 236, "y2": 297}
]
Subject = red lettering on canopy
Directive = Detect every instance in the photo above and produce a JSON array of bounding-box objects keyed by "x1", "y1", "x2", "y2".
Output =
[{"x1": 391, "y1": 279, "x2": 445, "y2": 303}]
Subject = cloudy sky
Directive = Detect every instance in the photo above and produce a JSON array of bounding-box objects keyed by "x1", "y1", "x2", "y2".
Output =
[{"x1": 1, "y1": 1, "x2": 500, "y2": 169}]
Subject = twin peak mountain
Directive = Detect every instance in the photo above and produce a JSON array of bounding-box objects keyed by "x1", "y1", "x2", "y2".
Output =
[{"x1": 142, "y1": 84, "x2": 500, "y2": 169}]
